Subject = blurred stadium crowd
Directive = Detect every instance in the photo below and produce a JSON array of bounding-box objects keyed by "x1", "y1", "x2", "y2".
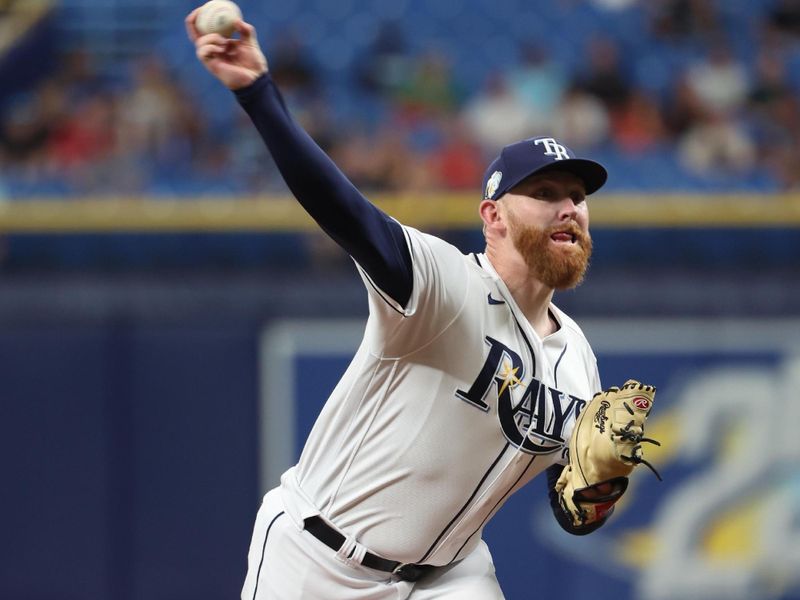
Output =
[{"x1": 2, "y1": 0, "x2": 800, "y2": 198}]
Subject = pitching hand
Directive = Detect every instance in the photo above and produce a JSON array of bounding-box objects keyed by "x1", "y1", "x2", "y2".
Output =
[{"x1": 186, "y1": 9, "x2": 268, "y2": 90}]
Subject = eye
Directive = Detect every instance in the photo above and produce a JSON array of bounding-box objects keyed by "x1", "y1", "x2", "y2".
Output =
[
  {"x1": 570, "y1": 191, "x2": 586, "y2": 204},
  {"x1": 533, "y1": 186, "x2": 553, "y2": 199}
]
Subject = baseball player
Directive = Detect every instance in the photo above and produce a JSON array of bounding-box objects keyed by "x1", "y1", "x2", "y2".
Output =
[{"x1": 187, "y1": 9, "x2": 659, "y2": 599}]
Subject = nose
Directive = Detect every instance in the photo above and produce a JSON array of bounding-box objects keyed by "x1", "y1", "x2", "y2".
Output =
[{"x1": 558, "y1": 197, "x2": 579, "y2": 220}]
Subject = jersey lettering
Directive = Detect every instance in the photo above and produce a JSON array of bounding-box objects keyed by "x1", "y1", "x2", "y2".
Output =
[
  {"x1": 499, "y1": 381, "x2": 586, "y2": 453},
  {"x1": 455, "y1": 336, "x2": 522, "y2": 412},
  {"x1": 457, "y1": 336, "x2": 587, "y2": 454}
]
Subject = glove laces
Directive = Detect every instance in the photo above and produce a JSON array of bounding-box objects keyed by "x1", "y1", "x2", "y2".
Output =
[{"x1": 614, "y1": 401, "x2": 663, "y2": 481}]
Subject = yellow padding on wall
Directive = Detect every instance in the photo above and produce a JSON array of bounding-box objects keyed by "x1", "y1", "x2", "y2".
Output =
[{"x1": 0, "y1": 193, "x2": 798, "y2": 232}]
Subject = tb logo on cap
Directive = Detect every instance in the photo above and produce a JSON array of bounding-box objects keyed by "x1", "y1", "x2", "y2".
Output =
[{"x1": 534, "y1": 138, "x2": 570, "y2": 160}]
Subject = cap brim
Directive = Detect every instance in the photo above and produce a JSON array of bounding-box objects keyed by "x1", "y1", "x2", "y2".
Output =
[
  {"x1": 531, "y1": 159, "x2": 608, "y2": 195},
  {"x1": 495, "y1": 158, "x2": 608, "y2": 199}
]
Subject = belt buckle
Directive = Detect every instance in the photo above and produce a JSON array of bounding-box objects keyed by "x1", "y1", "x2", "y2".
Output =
[
  {"x1": 392, "y1": 563, "x2": 425, "y2": 582},
  {"x1": 392, "y1": 563, "x2": 410, "y2": 578}
]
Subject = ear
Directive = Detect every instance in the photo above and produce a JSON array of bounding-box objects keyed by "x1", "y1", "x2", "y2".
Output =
[{"x1": 479, "y1": 199, "x2": 505, "y2": 234}]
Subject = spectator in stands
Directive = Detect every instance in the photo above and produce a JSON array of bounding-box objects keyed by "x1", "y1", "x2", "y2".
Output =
[
  {"x1": 0, "y1": 50, "x2": 113, "y2": 193},
  {"x1": 48, "y1": 93, "x2": 118, "y2": 192},
  {"x1": 110, "y1": 55, "x2": 221, "y2": 193},
  {"x1": 268, "y1": 30, "x2": 321, "y2": 97},
  {"x1": 50, "y1": 49, "x2": 111, "y2": 107},
  {"x1": 119, "y1": 56, "x2": 199, "y2": 165},
  {"x1": 329, "y1": 123, "x2": 432, "y2": 193},
  {"x1": 575, "y1": 36, "x2": 632, "y2": 114},
  {"x1": 266, "y1": 31, "x2": 334, "y2": 158},
  {"x1": 610, "y1": 90, "x2": 667, "y2": 154},
  {"x1": 747, "y1": 52, "x2": 800, "y2": 189},
  {"x1": 229, "y1": 109, "x2": 283, "y2": 193},
  {"x1": 649, "y1": 0, "x2": 721, "y2": 40},
  {"x1": 430, "y1": 115, "x2": 485, "y2": 190},
  {"x1": 462, "y1": 72, "x2": 537, "y2": 152},
  {"x1": 551, "y1": 84, "x2": 610, "y2": 150},
  {"x1": 7, "y1": 0, "x2": 800, "y2": 194},
  {"x1": 0, "y1": 89, "x2": 54, "y2": 168},
  {"x1": 768, "y1": 0, "x2": 800, "y2": 37},
  {"x1": 354, "y1": 20, "x2": 412, "y2": 98},
  {"x1": 749, "y1": 51, "x2": 793, "y2": 114},
  {"x1": 677, "y1": 111, "x2": 756, "y2": 178},
  {"x1": 394, "y1": 50, "x2": 462, "y2": 121},
  {"x1": 504, "y1": 43, "x2": 568, "y2": 134},
  {"x1": 684, "y1": 39, "x2": 749, "y2": 117},
  {"x1": 661, "y1": 74, "x2": 707, "y2": 139}
]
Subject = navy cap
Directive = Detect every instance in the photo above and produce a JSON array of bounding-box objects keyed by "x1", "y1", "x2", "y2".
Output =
[{"x1": 482, "y1": 137, "x2": 608, "y2": 200}]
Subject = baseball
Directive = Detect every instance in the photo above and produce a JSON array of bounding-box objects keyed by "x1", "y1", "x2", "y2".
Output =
[{"x1": 196, "y1": 0, "x2": 242, "y2": 37}]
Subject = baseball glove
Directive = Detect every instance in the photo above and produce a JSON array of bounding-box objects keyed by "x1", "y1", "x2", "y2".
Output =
[{"x1": 555, "y1": 380, "x2": 661, "y2": 528}]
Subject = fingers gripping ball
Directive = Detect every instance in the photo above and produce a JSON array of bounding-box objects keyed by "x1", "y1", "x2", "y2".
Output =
[
  {"x1": 555, "y1": 380, "x2": 661, "y2": 527},
  {"x1": 196, "y1": 0, "x2": 242, "y2": 37}
]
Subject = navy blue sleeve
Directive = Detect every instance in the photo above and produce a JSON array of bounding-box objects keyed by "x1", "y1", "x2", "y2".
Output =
[
  {"x1": 545, "y1": 464, "x2": 609, "y2": 535},
  {"x1": 234, "y1": 74, "x2": 412, "y2": 308}
]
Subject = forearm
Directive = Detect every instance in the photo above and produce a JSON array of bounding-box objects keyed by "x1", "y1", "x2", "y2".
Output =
[{"x1": 235, "y1": 74, "x2": 412, "y2": 306}]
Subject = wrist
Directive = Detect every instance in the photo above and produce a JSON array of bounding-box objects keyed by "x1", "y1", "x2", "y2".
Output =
[{"x1": 233, "y1": 72, "x2": 270, "y2": 100}]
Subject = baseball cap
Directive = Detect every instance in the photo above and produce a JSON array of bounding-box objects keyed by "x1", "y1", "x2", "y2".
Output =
[{"x1": 482, "y1": 137, "x2": 608, "y2": 200}]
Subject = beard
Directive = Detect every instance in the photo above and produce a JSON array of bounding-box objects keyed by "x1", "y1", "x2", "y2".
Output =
[{"x1": 506, "y1": 212, "x2": 593, "y2": 290}]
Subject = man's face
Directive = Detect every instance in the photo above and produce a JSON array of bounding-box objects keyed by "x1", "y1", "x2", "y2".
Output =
[{"x1": 500, "y1": 171, "x2": 593, "y2": 290}]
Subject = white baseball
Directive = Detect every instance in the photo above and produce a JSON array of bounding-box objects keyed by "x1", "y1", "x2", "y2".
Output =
[{"x1": 196, "y1": 0, "x2": 242, "y2": 37}]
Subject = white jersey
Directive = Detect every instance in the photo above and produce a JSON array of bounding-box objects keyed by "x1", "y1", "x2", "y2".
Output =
[{"x1": 279, "y1": 225, "x2": 601, "y2": 567}]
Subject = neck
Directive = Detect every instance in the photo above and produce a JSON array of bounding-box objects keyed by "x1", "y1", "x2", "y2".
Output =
[{"x1": 485, "y1": 249, "x2": 557, "y2": 337}]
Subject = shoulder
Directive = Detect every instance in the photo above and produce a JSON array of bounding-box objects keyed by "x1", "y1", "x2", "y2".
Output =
[
  {"x1": 379, "y1": 225, "x2": 481, "y2": 319},
  {"x1": 402, "y1": 225, "x2": 474, "y2": 270},
  {"x1": 403, "y1": 225, "x2": 460, "y2": 252}
]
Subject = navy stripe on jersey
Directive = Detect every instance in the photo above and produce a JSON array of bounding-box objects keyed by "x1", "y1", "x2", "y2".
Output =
[
  {"x1": 358, "y1": 231, "x2": 417, "y2": 316},
  {"x1": 450, "y1": 455, "x2": 537, "y2": 563},
  {"x1": 416, "y1": 443, "x2": 513, "y2": 564},
  {"x1": 251, "y1": 510, "x2": 285, "y2": 600},
  {"x1": 235, "y1": 75, "x2": 413, "y2": 307},
  {"x1": 361, "y1": 268, "x2": 407, "y2": 317},
  {"x1": 553, "y1": 344, "x2": 568, "y2": 388},
  {"x1": 506, "y1": 302, "x2": 537, "y2": 387},
  {"x1": 420, "y1": 253, "x2": 550, "y2": 564},
  {"x1": 450, "y1": 299, "x2": 590, "y2": 551}
]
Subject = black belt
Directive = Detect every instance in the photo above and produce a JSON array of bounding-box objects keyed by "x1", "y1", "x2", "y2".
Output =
[{"x1": 303, "y1": 516, "x2": 435, "y2": 582}]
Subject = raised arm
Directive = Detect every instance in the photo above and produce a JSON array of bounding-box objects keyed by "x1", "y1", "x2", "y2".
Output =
[{"x1": 186, "y1": 9, "x2": 412, "y2": 307}]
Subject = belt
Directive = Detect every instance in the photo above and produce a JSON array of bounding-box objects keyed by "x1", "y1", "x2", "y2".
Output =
[{"x1": 303, "y1": 516, "x2": 435, "y2": 582}]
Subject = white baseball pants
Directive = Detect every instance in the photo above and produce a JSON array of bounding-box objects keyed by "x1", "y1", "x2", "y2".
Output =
[{"x1": 240, "y1": 488, "x2": 505, "y2": 600}]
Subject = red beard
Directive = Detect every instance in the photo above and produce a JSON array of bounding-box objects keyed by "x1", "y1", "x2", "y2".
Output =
[{"x1": 507, "y1": 213, "x2": 593, "y2": 290}]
